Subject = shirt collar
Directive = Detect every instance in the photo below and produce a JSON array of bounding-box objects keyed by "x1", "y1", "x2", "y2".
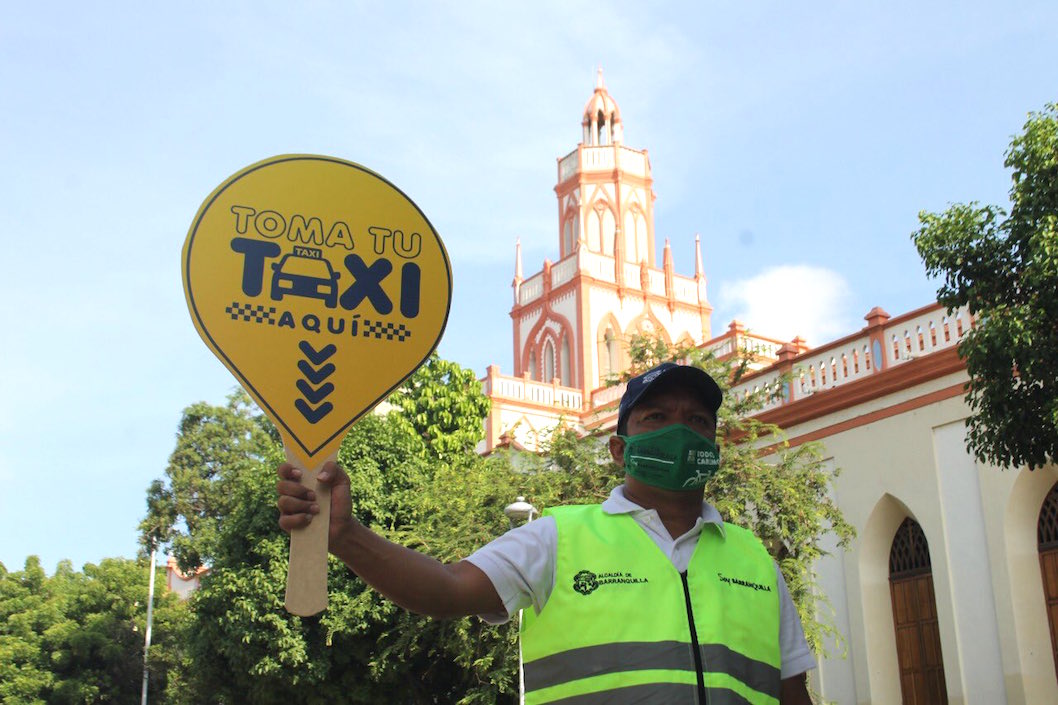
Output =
[{"x1": 601, "y1": 485, "x2": 726, "y2": 538}]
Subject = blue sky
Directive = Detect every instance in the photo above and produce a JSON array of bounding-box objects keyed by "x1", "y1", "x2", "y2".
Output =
[{"x1": 2, "y1": 1, "x2": 1055, "y2": 572}]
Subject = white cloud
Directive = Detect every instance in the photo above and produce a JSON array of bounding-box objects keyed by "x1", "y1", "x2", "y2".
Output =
[{"x1": 717, "y1": 265, "x2": 856, "y2": 347}]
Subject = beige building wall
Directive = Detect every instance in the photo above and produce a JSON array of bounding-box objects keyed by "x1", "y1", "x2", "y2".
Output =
[{"x1": 779, "y1": 373, "x2": 1058, "y2": 704}]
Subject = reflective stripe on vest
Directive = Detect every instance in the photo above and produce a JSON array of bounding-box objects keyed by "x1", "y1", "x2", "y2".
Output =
[
  {"x1": 521, "y1": 505, "x2": 781, "y2": 705},
  {"x1": 530, "y1": 684, "x2": 762, "y2": 705}
]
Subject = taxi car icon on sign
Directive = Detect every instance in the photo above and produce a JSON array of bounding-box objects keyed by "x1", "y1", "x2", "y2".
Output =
[{"x1": 271, "y1": 248, "x2": 340, "y2": 309}]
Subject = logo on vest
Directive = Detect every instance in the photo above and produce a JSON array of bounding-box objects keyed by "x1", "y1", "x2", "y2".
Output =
[
  {"x1": 717, "y1": 572, "x2": 772, "y2": 592},
  {"x1": 572, "y1": 569, "x2": 648, "y2": 596}
]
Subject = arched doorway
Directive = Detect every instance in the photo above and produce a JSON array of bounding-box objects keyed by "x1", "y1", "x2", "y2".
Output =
[
  {"x1": 1038, "y1": 481, "x2": 1058, "y2": 680},
  {"x1": 889, "y1": 517, "x2": 948, "y2": 704}
]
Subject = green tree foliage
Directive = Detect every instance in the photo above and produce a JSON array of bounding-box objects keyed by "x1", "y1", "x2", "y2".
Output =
[
  {"x1": 140, "y1": 390, "x2": 277, "y2": 569},
  {"x1": 391, "y1": 353, "x2": 492, "y2": 461},
  {"x1": 912, "y1": 103, "x2": 1058, "y2": 470},
  {"x1": 141, "y1": 359, "x2": 519, "y2": 703},
  {"x1": 0, "y1": 556, "x2": 187, "y2": 705},
  {"x1": 177, "y1": 411, "x2": 489, "y2": 705},
  {"x1": 614, "y1": 335, "x2": 856, "y2": 654}
]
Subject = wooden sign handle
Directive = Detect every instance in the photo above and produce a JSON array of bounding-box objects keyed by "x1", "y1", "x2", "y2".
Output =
[{"x1": 284, "y1": 446, "x2": 335, "y2": 616}]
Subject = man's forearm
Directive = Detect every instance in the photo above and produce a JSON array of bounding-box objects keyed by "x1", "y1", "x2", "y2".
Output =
[{"x1": 330, "y1": 520, "x2": 502, "y2": 619}]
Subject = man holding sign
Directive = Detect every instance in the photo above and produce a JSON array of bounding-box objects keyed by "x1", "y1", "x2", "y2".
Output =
[{"x1": 277, "y1": 362, "x2": 814, "y2": 704}]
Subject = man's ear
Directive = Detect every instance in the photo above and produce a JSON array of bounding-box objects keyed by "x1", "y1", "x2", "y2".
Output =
[{"x1": 608, "y1": 435, "x2": 626, "y2": 467}]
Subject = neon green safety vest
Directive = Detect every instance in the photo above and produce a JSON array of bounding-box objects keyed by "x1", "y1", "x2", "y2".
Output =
[{"x1": 520, "y1": 504, "x2": 781, "y2": 705}]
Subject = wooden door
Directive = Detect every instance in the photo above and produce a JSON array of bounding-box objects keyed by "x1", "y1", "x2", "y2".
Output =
[
  {"x1": 1038, "y1": 481, "x2": 1058, "y2": 681},
  {"x1": 889, "y1": 518, "x2": 948, "y2": 705},
  {"x1": 890, "y1": 573, "x2": 948, "y2": 704},
  {"x1": 1041, "y1": 549, "x2": 1058, "y2": 679}
]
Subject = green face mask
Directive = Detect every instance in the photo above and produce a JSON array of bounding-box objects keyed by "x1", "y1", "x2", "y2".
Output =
[{"x1": 621, "y1": 424, "x2": 720, "y2": 491}]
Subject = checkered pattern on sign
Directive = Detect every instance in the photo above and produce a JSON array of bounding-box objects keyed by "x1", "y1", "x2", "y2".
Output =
[
  {"x1": 225, "y1": 302, "x2": 277, "y2": 325},
  {"x1": 362, "y1": 320, "x2": 411, "y2": 341}
]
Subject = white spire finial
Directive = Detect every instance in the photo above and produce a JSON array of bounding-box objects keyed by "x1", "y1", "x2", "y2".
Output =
[
  {"x1": 694, "y1": 233, "x2": 704, "y2": 279},
  {"x1": 596, "y1": 66, "x2": 605, "y2": 90},
  {"x1": 512, "y1": 238, "x2": 523, "y2": 305}
]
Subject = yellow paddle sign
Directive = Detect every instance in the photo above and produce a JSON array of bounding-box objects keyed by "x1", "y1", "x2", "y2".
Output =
[{"x1": 182, "y1": 155, "x2": 452, "y2": 615}]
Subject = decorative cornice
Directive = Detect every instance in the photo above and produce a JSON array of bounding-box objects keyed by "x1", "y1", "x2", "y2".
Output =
[{"x1": 783, "y1": 382, "x2": 966, "y2": 449}]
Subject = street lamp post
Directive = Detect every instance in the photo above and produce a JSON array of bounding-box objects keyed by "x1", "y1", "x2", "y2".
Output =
[
  {"x1": 503, "y1": 496, "x2": 537, "y2": 525},
  {"x1": 503, "y1": 496, "x2": 538, "y2": 705},
  {"x1": 141, "y1": 545, "x2": 156, "y2": 705}
]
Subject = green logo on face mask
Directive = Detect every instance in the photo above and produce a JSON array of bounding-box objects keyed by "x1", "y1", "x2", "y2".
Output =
[{"x1": 621, "y1": 424, "x2": 720, "y2": 491}]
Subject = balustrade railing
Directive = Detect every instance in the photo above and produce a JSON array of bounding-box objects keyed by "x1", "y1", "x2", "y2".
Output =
[
  {"x1": 703, "y1": 333, "x2": 781, "y2": 361},
  {"x1": 558, "y1": 150, "x2": 578, "y2": 182},
  {"x1": 792, "y1": 334, "x2": 873, "y2": 397},
  {"x1": 729, "y1": 368, "x2": 786, "y2": 413},
  {"x1": 580, "y1": 249, "x2": 616, "y2": 283},
  {"x1": 582, "y1": 146, "x2": 615, "y2": 171},
  {"x1": 671, "y1": 277, "x2": 700, "y2": 304},
  {"x1": 740, "y1": 335, "x2": 783, "y2": 360},
  {"x1": 646, "y1": 269, "x2": 666, "y2": 296},
  {"x1": 622, "y1": 262, "x2": 640, "y2": 287},
  {"x1": 591, "y1": 383, "x2": 625, "y2": 409},
  {"x1": 706, "y1": 338, "x2": 735, "y2": 357},
  {"x1": 517, "y1": 273, "x2": 544, "y2": 305},
  {"x1": 884, "y1": 307, "x2": 970, "y2": 366},
  {"x1": 484, "y1": 373, "x2": 583, "y2": 411},
  {"x1": 558, "y1": 145, "x2": 650, "y2": 183},
  {"x1": 617, "y1": 147, "x2": 649, "y2": 178},
  {"x1": 551, "y1": 256, "x2": 578, "y2": 288},
  {"x1": 730, "y1": 304, "x2": 971, "y2": 404}
]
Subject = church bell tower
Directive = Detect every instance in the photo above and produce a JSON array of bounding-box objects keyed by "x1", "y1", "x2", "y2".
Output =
[{"x1": 509, "y1": 70, "x2": 713, "y2": 400}]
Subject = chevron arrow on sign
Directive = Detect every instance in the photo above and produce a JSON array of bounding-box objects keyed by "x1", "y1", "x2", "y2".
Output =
[
  {"x1": 296, "y1": 379, "x2": 335, "y2": 405},
  {"x1": 297, "y1": 360, "x2": 335, "y2": 385},
  {"x1": 299, "y1": 341, "x2": 337, "y2": 365},
  {"x1": 295, "y1": 399, "x2": 334, "y2": 424}
]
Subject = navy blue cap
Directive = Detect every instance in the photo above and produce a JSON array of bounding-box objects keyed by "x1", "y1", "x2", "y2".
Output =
[{"x1": 616, "y1": 362, "x2": 723, "y2": 435}]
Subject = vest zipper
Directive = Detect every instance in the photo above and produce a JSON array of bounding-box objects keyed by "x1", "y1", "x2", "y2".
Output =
[{"x1": 680, "y1": 571, "x2": 708, "y2": 704}]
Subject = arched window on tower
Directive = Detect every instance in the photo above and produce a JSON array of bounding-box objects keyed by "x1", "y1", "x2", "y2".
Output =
[
  {"x1": 529, "y1": 350, "x2": 537, "y2": 381},
  {"x1": 543, "y1": 340, "x2": 556, "y2": 383},
  {"x1": 591, "y1": 202, "x2": 612, "y2": 256},
  {"x1": 634, "y1": 209, "x2": 647, "y2": 264},
  {"x1": 562, "y1": 214, "x2": 581, "y2": 257},
  {"x1": 600, "y1": 327, "x2": 618, "y2": 381},
  {"x1": 889, "y1": 518, "x2": 948, "y2": 704},
  {"x1": 623, "y1": 203, "x2": 647, "y2": 265},
  {"x1": 600, "y1": 206, "x2": 615, "y2": 256},
  {"x1": 560, "y1": 335, "x2": 571, "y2": 387},
  {"x1": 1037, "y1": 481, "x2": 1058, "y2": 680},
  {"x1": 624, "y1": 209, "x2": 639, "y2": 263},
  {"x1": 597, "y1": 111, "x2": 608, "y2": 145},
  {"x1": 587, "y1": 207, "x2": 602, "y2": 252}
]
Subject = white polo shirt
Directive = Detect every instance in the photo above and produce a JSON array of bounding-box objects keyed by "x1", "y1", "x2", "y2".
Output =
[{"x1": 466, "y1": 485, "x2": 817, "y2": 680}]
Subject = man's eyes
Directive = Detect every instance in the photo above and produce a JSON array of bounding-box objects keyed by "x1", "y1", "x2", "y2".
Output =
[{"x1": 638, "y1": 408, "x2": 713, "y2": 428}]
